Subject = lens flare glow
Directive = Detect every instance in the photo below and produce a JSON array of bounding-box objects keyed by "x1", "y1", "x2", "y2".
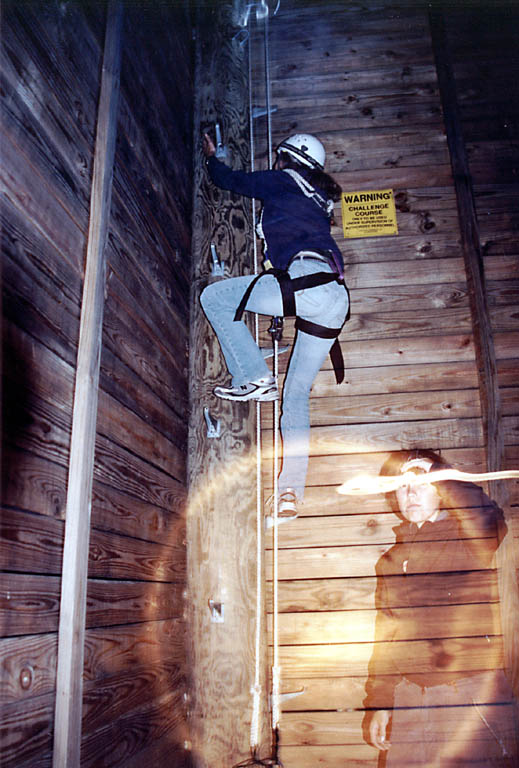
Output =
[{"x1": 338, "y1": 469, "x2": 519, "y2": 496}]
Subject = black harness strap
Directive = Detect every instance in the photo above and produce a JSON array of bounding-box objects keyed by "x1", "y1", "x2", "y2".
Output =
[
  {"x1": 234, "y1": 268, "x2": 338, "y2": 321},
  {"x1": 295, "y1": 317, "x2": 345, "y2": 384},
  {"x1": 233, "y1": 265, "x2": 349, "y2": 384},
  {"x1": 234, "y1": 269, "x2": 278, "y2": 322}
]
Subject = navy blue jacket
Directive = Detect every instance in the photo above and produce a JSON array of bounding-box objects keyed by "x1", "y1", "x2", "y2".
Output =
[{"x1": 207, "y1": 156, "x2": 343, "y2": 272}]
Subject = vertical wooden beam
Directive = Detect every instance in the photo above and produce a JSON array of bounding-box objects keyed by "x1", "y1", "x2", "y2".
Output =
[
  {"x1": 430, "y1": 9, "x2": 519, "y2": 697},
  {"x1": 52, "y1": 4, "x2": 122, "y2": 766},
  {"x1": 187, "y1": 3, "x2": 270, "y2": 766}
]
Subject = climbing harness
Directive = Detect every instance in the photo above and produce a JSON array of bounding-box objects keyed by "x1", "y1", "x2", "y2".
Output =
[{"x1": 233, "y1": 254, "x2": 350, "y2": 384}]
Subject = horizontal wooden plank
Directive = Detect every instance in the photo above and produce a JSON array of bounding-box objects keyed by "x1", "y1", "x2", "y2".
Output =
[
  {"x1": 266, "y1": 539, "x2": 496, "y2": 580},
  {"x1": 3, "y1": 378, "x2": 186, "y2": 508},
  {"x1": 277, "y1": 127, "x2": 450, "y2": 174},
  {"x1": 3, "y1": 216, "x2": 190, "y2": 444},
  {"x1": 268, "y1": 66, "x2": 439, "y2": 112},
  {"x1": 0, "y1": 617, "x2": 185, "y2": 706},
  {"x1": 0, "y1": 573, "x2": 186, "y2": 637},
  {"x1": 2, "y1": 234, "x2": 80, "y2": 367},
  {"x1": 91, "y1": 480, "x2": 186, "y2": 543},
  {"x1": 1, "y1": 508, "x2": 186, "y2": 581},
  {"x1": 0, "y1": 446, "x2": 182, "y2": 545},
  {"x1": 263, "y1": 446, "x2": 489, "y2": 500},
  {"x1": 341, "y1": 306, "x2": 473, "y2": 342},
  {"x1": 93, "y1": 433, "x2": 187, "y2": 509},
  {"x1": 0, "y1": 685, "x2": 189, "y2": 768},
  {"x1": 2, "y1": 1, "x2": 100, "y2": 143},
  {"x1": 102, "y1": 253, "x2": 189, "y2": 409},
  {"x1": 280, "y1": 667, "x2": 512, "y2": 712},
  {"x1": 3, "y1": 9, "x2": 192, "y2": 326},
  {"x1": 348, "y1": 281, "x2": 469, "y2": 314},
  {"x1": 278, "y1": 744, "x2": 376, "y2": 768},
  {"x1": 343, "y1": 257, "x2": 467, "y2": 290},
  {"x1": 338, "y1": 231, "x2": 464, "y2": 263},
  {"x1": 0, "y1": 693, "x2": 54, "y2": 768},
  {"x1": 81, "y1": 689, "x2": 187, "y2": 768},
  {"x1": 270, "y1": 570, "x2": 499, "y2": 613},
  {"x1": 86, "y1": 579, "x2": 185, "y2": 628},
  {"x1": 1, "y1": 128, "x2": 86, "y2": 272},
  {"x1": 281, "y1": 703, "x2": 517, "y2": 746},
  {"x1": 262, "y1": 388, "x2": 482, "y2": 429},
  {"x1": 262, "y1": 417, "x2": 484, "y2": 461},
  {"x1": 82, "y1": 659, "x2": 186, "y2": 736},
  {"x1": 267, "y1": 508, "x2": 497, "y2": 550},
  {"x1": 0, "y1": 507, "x2": 64, "y2": 575},
  {"x1": 494, "y1": 331, "x2": 519, "y2": 362},
  {"x1": 99, "y1": 342, "x2": 189, "y2": 455},
  {"x1": 0, "y1": 631, "x2": 58, "y2": 704},
  {"x1": 271, "y1": 603, "x2": 500, "y2": 645},
  {"x1": 88, "y1": 527, "x2": 186, "y2": 582},
  {"x1": 2, "y1": 446, "x2": 67, "y2": 519},
  {"x1": 4, "y1": 320, "x2": 187, "y2": 483},
  {"x1": 0, "y1": 573, "x2": 61, "y2": 636},
  {"x1": 83, "y1": 618, "x2": 185, "y2": 683},
  {"x1": 259, "y1": 329, "x2": 477, "y2": 370},
  {"x1": 490, "y1": 305, "x2": 519, "y2": 334},
  {"x1": 276, "y1": 636, "x2": 504, "y2": 679},
  {"x1": 308, "y1": 360, "x2": 480, "y2": 398}
]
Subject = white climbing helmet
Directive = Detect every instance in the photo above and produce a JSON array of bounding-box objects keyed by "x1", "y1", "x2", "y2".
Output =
[{"x1": 276, "y1": 133, "x2": 326, "y2": 170}]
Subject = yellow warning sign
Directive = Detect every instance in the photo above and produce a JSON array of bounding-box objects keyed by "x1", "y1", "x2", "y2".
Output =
[{"x1": 341, "y1": 188, "x2": 398, "y2": 238}]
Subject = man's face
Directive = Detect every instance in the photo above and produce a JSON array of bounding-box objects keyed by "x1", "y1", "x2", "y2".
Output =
[{"x1": 396, "y1": 474, "x2": 441, "y2": 525}]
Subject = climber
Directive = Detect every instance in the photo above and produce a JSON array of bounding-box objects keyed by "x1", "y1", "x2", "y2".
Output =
[{"x1": 200, "y1": 131, "x2": 349, "y2": 521}]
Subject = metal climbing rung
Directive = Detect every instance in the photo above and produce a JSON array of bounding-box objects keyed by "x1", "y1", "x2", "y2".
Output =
[
  {"x1": 268, "y1": 315, "x2": 283, "y2": 343},
  {"x1": 279, "y1": 688, "x2": 304, "y2": 703},
  {"x1": 261, "y1": 345, "x2": 289, "y2": 359}
]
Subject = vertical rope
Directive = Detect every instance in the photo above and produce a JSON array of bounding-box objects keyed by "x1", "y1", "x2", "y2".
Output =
[
  {"x1": 248, "y1": 22, "x2": 263, "y2": 752},
  {"x1": 264, "y1": 8, "x2": 282, "y2": 736},
  {"x1": 264, "y1": 11, "x2": 273, "y2": 165},
  {"x1": 245, "y1": 2, "x2": 282, "y2": 751},
  {"x1": 272, "y1": 337, "x2": 281, "y2": 731}
]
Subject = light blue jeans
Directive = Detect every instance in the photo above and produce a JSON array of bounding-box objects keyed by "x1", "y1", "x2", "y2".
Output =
[{"x1": 200, "y1": 254, "x2": 349, "y2": 500}]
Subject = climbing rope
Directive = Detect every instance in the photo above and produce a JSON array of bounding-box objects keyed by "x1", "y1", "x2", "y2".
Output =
[
  {"x1": 240, "y1": 2, "x2": 283, "y2": 763},
  {"x1": 263, "y1": 3, "x2": 283, "y2": 740},
  {"x1": 248, "y1": 16, "x2": 264, "y2": 752}
]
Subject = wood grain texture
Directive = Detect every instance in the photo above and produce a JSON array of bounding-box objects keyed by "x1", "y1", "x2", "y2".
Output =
[
  {"x1": 276, "y1": 635, "x2": 504, "y2": 680},
  {"x1": 270, "y1": 603, "x2": 500, "y2": 645},
  {"x1": 266, "y1": 540, "x2": 496, "y2": 581},
  {"x1": 280, "y1": 667, "x2": 514, "y2": 712},
  {"x1": 186, "y1": 3, "x2": 270, "y2": 765},
  {"x1": 269, "y1": 570, "x2": 499, "y2": 613},
  {"x1": 281, "y1": 703, "x2": 517, "y2": 746},
  {"x1": 1, "y1": 2, "x2": 195, "y2": 766}
]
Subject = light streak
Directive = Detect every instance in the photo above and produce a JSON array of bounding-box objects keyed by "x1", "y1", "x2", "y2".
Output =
[{"x1": 337, "y1": 469, "x2": 519, "y2": 496}]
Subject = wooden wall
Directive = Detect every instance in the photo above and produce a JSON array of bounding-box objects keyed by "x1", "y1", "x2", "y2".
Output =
[
  {"x1": 446, "y1": 3, "x2": 519, "y2": 512},
  {"x1": 249, "y1": 1, "x2": 519, "y2": 765},
  {"x1": 1, "y1": 2, "x2": 194, "y2": 766},
  {"x1": 186, "y1": 2, "x2": 270, "y2": 765}
]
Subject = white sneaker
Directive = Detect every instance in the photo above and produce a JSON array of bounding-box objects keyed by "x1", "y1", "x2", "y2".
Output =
[
  {"x1": 265, "y1": 488, "x2": 298, "y2": 528},
  {"x1": 214, "y1": 375, "x2": 278, "y2": 402}
]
